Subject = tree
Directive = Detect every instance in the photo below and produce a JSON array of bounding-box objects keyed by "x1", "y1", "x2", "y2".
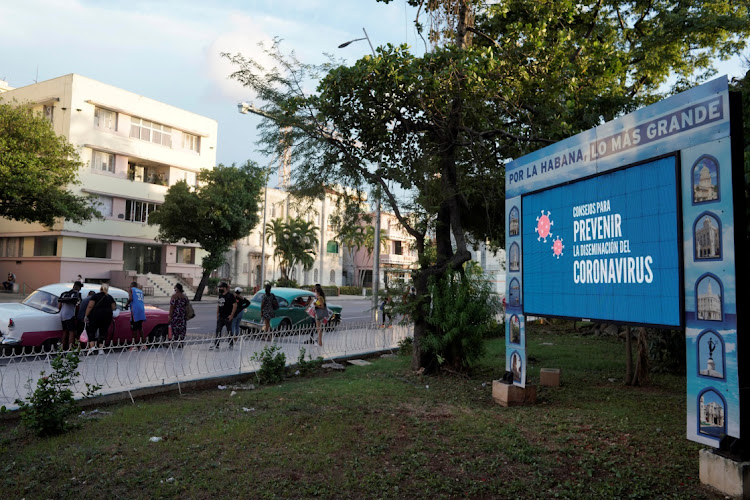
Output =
[
  {"x1": 224, "y1": 0, "x2": 750, "y2": 371},
  {"x1": 0, "y1": 101, "x2": 101, "y2": 227},
  {"x1": 147, "y1": 162, "x2": 265, "y2": 300},
  {"x1": 265, "y1": 217, "x2": 318, "y2": 282}
]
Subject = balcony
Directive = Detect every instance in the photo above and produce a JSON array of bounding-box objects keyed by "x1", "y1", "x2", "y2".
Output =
[{"x1": 128, "y1": 162, "x2": 169, "y2": 186}]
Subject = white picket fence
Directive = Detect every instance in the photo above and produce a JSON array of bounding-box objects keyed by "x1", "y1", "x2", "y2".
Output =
[{"x1": 1, "y1": 322, "x2": 412, "y2": 410}]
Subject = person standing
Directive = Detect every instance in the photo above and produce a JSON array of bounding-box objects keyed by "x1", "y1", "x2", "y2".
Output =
[
  {"x1": 84, "y1": 284, "x2": 116, "y2": 355},
  {"x1": 77, "y1": 290, "x2": 95, "y2": 340},
  {"x1": 127, "y1": 281, "x2": 147, "y2": 350},
  {"x1": 380, "y1": 296, "x2": 392, "y2": 327},
  {"x1": 57, "y1": 281, "x2": 82, "y2": 350},
  {"x1": 168, "y1": 283, "x2": 189, "y2": 347},
  {"x1": 260, "y1": 284, "x2": 278, "y2": 333},
  {"x1": 211, "y1": 282, "x2": 236, "y2": 350},
  {"x1": 232, "y1": 287, "x2": 251, "y2": 336},
  {"x1": 313, "y1": 284, "x2": 327, "y2": 348}
]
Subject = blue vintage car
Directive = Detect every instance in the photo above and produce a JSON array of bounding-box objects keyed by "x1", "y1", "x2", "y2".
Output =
[{"x1": 239, "y1": 287, "x2": 342, "y2": 332}]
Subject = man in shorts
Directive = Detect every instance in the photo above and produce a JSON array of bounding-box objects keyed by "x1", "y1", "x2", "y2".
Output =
[
  {"x1": 127, "y1": 282, "x2": 147, "y2": 350},
  {"x1": 58, "y1": 281, "x2": 82, "y2": 350}
]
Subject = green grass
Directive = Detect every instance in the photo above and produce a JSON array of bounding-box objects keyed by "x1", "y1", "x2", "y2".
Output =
[{"x1": 1, "y1": 323, "x2": 720, "y2": 499}]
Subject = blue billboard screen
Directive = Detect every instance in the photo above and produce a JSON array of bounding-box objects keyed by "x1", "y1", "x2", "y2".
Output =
[{"x1": 522, "y1": 156, "x2": 682, "y2": 327}]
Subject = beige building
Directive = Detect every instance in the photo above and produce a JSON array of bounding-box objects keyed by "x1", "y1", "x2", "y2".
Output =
[
  {"x1": 0, "y1": 74, "x2": 217, "y2": 293},
  {"x1": 225, "y1": 186, "x2": 344, "y2": 291}
]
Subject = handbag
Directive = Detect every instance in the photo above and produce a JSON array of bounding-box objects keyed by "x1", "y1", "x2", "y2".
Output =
[
  {"x1": 79, "y1": 328, "x2": 89, "y2": 344},
  {"x1": 306, "y1": 304, "x2": 316, "y2": 318},
  {"x1": 186, "y1": 299, "x2": 196, "y2": 320}
]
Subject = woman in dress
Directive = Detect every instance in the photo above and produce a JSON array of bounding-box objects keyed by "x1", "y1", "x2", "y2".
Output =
[
  {"x1": 260, "y1": 283, "x2": 276, "y2": 333},
  {"x1": 314, "y1": 284, "x2": 327, "y2": 348},
  {"x1": 168, "y1": 283, "x2": 189, "y2": 347}
]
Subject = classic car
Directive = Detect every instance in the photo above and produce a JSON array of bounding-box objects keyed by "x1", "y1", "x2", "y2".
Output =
[
  {"x1": 0, "y1": 283, "x2": 170, "y2": 353},
  {"x1": 240, "y1": 287, "x2": 342, "y2": 332}
]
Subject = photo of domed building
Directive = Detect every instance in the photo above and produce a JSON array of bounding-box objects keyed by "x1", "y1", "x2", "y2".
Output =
[{"x1": 692, "y1": 155, "x2": 719, "y2": 203}]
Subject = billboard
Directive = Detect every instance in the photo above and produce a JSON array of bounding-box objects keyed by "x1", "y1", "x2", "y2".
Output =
[
  {"x1": 522, "y1": 156, "x2": 682, "y2": 327},
  {"x1": 504, "y1": 77, "x2": 747, "y2": 448}
]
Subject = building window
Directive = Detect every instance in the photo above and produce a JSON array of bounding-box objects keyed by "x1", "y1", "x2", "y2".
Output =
[
  {"x1": 394, "y1": 240, "x2": 403, "y2": 255},
  {"x1": 128, "y1": 163, "x2": 168, "y2": 185},
  {"x1": 86, "y1": 239, "x2": 109, "y2": 258},
  {"x1": 313, "y1": 269, "x2": 318, "y2": 283},
  {"x1": 43, "y1": 104, "x2": 54, "y2": 123},
  {"x1": 94, "y1": 107, "x2": 117, "y2": 130},
  {"x1": 0, "y1": 237, "x2": 23, "y2": 258},
  {"x1": 125, "y1": 199, "x2": 159, "y2": 223},
  {"x1": 326, "y1": 241, "x2": 339, "y2": 254},
  {"x1": 182, "y1": 133, "x2": 200, "y2": 153},
  {"x1": 130, "y1": 117, "x2": 172, "y2": 147},
  {"x1": 89, "y1": 195, "x2": 113, "y2": 217},
  {"x1": 176, "y1": 246, "x2": 195, "y2": 264},
  {"x1": 271, "y1": 205, "x2": 276, "y2": 218},
  {"x1": 34, "y1": 236, "x2": 57, "y2": 256},
  {"x1": 329, "y1": 269, "x2": 335, "y2": 284},
  {"x1": 91, "y1": 150, "x2": 115, "y2": 173}
]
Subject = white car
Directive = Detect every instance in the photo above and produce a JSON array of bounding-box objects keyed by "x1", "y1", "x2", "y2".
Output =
[{"x1": 0, "y1": 283, "x2": 170, "y2": 353}]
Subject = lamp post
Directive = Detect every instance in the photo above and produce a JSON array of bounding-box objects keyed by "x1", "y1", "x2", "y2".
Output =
[
  {"x1": 238, "y1": 101, "x2": 269, "y2": 288},
  {"x1": 339, "y1": 28, "x2": 382, "y2": 322}
]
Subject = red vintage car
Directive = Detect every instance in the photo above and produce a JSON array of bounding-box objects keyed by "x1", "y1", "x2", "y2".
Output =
[{"x1": 0, "y1": 283, "x2": 170, "y2": 353}]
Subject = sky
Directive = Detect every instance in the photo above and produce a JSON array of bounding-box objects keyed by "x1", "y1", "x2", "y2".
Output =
[
  {"x1": 0, "y1": 0, "x2": 422, "y2": 178},
  {"x1": 2, "y1": 0, "x2": 746, "y2": 183}
]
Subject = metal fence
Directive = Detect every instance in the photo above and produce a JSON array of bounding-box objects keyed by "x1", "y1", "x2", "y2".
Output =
[{"x1": 1, "y1": 321, "x2": 411, "y2": 410}]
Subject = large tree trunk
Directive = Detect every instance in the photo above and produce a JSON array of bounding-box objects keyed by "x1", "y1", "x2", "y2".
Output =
[
  {"x1": 625, "y1": 326, "x2": 633, "y2": 384},
  {"x1": 193, "y1": 268, "x2": 211, "y2": 301}
]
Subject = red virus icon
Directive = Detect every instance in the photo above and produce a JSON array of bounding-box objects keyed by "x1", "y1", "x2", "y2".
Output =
[
  {"x1": 552, "y1": 236, "x2": 564, "y2": 258},
  {"x1": 535, "y1": 210, "x2": 553, "y2": 242}
]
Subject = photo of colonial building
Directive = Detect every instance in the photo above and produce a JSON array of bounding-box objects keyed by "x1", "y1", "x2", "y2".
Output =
[
  {"x1": 699, "y1": 390, "x2": 725, "y2": 438},
  {"x1": 509, "y1": 243, "x2": 520, "y2": 272},
  {"x1": 694, "y1": 214, "x2": 721, "y2": 260},
  {"x1": 509, "y1": 207, "x2": 519, "y2": 236},
  {"x1": 509, "y1": 278, "x2": 521, "y2": 307},
  {"x1": 696, "y1": 276, "x2": 722, "y2": 321},
  {"x1": 692, "y1": 155, "x2": 719, "y2": 204},
  {"x1": 510, "y1": 315, "x2": 520, "y2": 343}
]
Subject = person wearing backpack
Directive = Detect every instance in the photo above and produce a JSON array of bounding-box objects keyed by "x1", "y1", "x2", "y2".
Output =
[{"x1": 260, "y1": 284, "x2": 278, "y2": 332}]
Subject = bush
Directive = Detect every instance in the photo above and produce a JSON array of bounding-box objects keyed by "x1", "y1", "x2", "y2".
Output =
[
  {"x1": 273, "y1": 278, "x2": 299, "y2": 289},
  {"x1": 295, "y1": 347, "x2": 324, "y2": 376},
  {"x1": 251, "y1": 344, "x2": 287, "y2": 384},
  {"x1": 398, "y1": 336, "x2": 413, "y2": 356},
  {"x1": 15, "y1": 350, "x2": 100, "y2": 436},
  {"x1": 207, "y1": 277, "x2": 220, "y2": 295},
  {"x1": 339, "y1": 286, "x2": 362, "y2": 296},
  {"x1": 422, "y1": 262, "x2": 501, "y2": 371}
]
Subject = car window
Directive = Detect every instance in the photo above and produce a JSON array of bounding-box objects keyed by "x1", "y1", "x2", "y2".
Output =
[
  {"x1": 278, "y1": 298, "x2": 289, "y2": 307},
  {"x1": 21, "y1": 290, "x2": 60, "y2": 314},
  {"x1": 291, "y1": 296, "x2": 311, "y2": 308},
  {"x1": 114, "y1": 297, "x2": 128, "y2": 310},
  {"x1": 251, "y1": 292, "x2": 264, "y2": 304}
]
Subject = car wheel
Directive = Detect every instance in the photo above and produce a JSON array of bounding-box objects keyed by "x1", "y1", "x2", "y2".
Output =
[
  {"x1": 278, "y1": 319, "x2": 292, "y2": 335},
  {"x1": 40, "y1": 339, "x2": 58, "y2": 353},
  {"x1": 149, "y1": 325, "x2": 168, "y2": 344}
]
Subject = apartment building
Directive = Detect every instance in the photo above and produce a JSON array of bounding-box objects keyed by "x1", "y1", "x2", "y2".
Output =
[
  {"x1": 0, "y1": 74, "x2": 217, "y2": 291},
  {"x1": 225, "y1": 186, "x2": 344, "y2": 290}
]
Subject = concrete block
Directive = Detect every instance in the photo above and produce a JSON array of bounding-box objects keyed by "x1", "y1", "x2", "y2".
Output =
[
  {"x1": 492, "y1": 380, "x2": 537, "y2": 407},
  {"x1": 540, "y1": 368, "x2": 561, "y2": 387},
  {"x1": 699, "y1": 448, "x2": 750, "y2": 498}
]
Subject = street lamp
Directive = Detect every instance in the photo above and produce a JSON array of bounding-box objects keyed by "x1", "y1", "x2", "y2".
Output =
[
  {"x1": 238, "y1": 101, "x2": 269, "y2": 288},
  {"x1": 339, "y1": 28, "x2": 382, "y2": 322}
]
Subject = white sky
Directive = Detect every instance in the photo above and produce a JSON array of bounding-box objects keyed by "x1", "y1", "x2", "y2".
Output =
[{"x1": 1, "y1": 0, "x2": 746, "y2": 177}]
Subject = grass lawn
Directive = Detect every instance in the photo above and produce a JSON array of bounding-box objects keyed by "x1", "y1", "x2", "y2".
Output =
[{"x1": 1, "y1": 322, "x2": 721, "y2": 499}]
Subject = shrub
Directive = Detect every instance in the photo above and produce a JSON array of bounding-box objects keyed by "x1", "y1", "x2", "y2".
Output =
[
  {"x1": 207, "y1": 277, "x2": 220, "y2": 295},
  {"x1": 422, "y1": 262, "x2": 502, "y2": 371},
  {"x1": 339, "y1": 286, "x2": 362, "y2": 296},
  {"x1": 295, "y1": 347, "x2": 324, "y2": 376},
  {"x1": 251, "y1": 344, "x2": 287, "y2": 384},
  {"x1": 273, "y1": 278, "x2": 299, "y2": 289},
  {"x1": 398, "y1": 336, "x2": 413, "y2": 356},
  {"x1": 15, "y1": 350, "x2": 100, "y2": 436}
]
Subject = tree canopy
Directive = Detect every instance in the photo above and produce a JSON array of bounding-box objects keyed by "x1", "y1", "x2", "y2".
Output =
[
  {"x1": 265, "y1": 216, "x2": 319, "y2": 283},
  {"x1": 0, "y1": 101, "x2": 101, "y2": 227},
  {"x1": 225, "y1": 0, "x2": 750, "y2": 370},
  {"x1": 147, "y1": 162, "x2": 265, "y2": 300}
]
